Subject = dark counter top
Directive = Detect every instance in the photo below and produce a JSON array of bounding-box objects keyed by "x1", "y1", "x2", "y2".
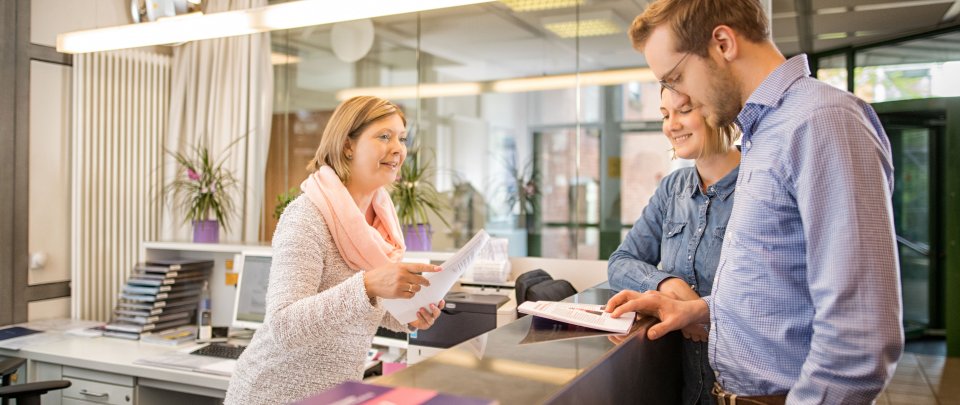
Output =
[{"x1": 373, "y1": 287, "x2": 682, "y2": 404}]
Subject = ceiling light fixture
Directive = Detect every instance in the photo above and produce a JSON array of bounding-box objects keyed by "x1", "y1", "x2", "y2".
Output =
[
  {"x1": 337, "y1": 82, "x2": 485, "y2": 101},
  {"x1": 57, "y1": 0, "x2": 493, "y2": 54},
  {"x1": 270, "y1": 52, "x2": 300, "y2": 65},
  {"x1": 492, "y1": 68, "x2": 654, "y2": 92},
  {"x1": 498, "y1": 0, "x2": 586, "y2": 12},
  {"x1": 334, "y1": 67, "x2": 656, "y2": 101},
  {"x1": 542, "y1": 11, "x2": 624, "y2": 38}
]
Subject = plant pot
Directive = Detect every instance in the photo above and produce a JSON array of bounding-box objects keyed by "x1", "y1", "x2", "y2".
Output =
[
  {"x1": 192, "y1": 220, "x2": 220, "y2": 243},
  {"x1": 403, "y1": 224, "x2": 432, "y2": 251}
]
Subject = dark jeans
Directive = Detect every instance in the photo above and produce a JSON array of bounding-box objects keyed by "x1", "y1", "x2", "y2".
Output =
[{"x1": 682, "y1": 338, "x2": 716, "y2": 405}]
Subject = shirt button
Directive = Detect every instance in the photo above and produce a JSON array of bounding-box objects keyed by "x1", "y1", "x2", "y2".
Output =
[
  {"x1": 745, "y1": 140, "x2": 752, "y2": 148},
  {"x1": 688, "y1": 255, "x2": 692, "y2": 260},
  {"x1": 697, "y1": 227, "x2": 702, "y2": 232}
]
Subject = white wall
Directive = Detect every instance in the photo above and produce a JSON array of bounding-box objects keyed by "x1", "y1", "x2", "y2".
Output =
[
  {"x1": 27, "y1": 0, "x2": 128, "y2": 320},
  {"x1": 28, "y1": 298, "x2": 71, "y2": 322},
  {"x1": 28, "y1": 61, "x2": 71, "y2": 288},
  {"x1": 31, "y1": 0, "x2": 129, "y2": 48}
]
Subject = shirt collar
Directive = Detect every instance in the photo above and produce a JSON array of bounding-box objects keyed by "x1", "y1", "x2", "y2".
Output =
[
  {"x1": 685, "y1": 164, "x2": 739, "y2": 201},
  {"x1": 736, "y1": 54, "x2": 810, "y2": 136},
  {"x1": 743, "y1": 54, "x2": 811, "y2": 109}
]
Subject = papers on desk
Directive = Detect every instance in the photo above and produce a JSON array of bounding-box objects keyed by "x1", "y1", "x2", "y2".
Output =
[
  {"x1": 518, "y1": 301, "x2": 636, "y2": 334},
  {"x1": 0, "y1": 319, "x2": 102, "y2": 350},
  {"x1": 382, "y1": 230, "x2": 490, "y2": 324},
  {"x1": 134, "y1": 351, "x2": 235, "y2": 377}
]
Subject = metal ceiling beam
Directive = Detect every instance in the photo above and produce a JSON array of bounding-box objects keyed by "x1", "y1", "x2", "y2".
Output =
[
  {"x1": 943, "y1": 0, "x2": 960, "y2": 21},
  {"x1": 794, "y1": 0, "x2": 814, "y2": 53}
]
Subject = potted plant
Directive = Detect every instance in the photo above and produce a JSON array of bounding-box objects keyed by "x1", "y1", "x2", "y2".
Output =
[
  {"x1": 503, "y1": 154, "x2": 540, "y2": 232},
  {"x1": 166, "y1": 140, "x2": 239, "y2": 243},
  {"x1": 391, "y1": 148, "x2": 450, "y2": 251},
  {"x1": 273, "y1": 187, "x2": 301, "y2": 220}
]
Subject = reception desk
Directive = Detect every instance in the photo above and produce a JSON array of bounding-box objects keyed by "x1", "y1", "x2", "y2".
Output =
[{"x1": 373, "y1": 287, "x2": 683, "y2": 404}]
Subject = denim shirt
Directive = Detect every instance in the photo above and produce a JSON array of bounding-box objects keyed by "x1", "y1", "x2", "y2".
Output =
[{"x1": 608, "y1": 164, "x2": 738, "y2": 405}]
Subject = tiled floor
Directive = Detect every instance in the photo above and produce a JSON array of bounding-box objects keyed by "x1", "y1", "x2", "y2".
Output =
[{"x1": 878, "y1": 351, "x2": 960, "y2": 405}]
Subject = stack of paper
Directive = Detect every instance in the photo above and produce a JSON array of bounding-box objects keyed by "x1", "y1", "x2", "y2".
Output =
[{"x1": 382, "y1": 230, "x2": 490, "y2": 324}]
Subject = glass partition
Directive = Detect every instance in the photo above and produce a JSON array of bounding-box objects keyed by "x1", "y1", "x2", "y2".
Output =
[
  {"x1": 265, "y1": 2, "x2": 668, "y2": 259},
  {"x1": 816, "y1": 53, "x2": 848, "y2": 92},
  {"x1": 849, "y1": 31, "x2": 960, "y2": 103}
]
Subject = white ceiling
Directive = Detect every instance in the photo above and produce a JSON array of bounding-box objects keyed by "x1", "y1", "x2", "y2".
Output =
[{"x1": 270, "y1": 0, "x2": 960, "y2": 84}]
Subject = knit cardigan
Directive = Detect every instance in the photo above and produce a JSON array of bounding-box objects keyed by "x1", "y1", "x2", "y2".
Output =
[{"x1": 224, "y1": 195, "x2": 407, "y2": 404}]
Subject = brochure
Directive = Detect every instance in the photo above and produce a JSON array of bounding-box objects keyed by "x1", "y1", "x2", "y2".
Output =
[
  {"x1": 517, "y1": 301, "x2": 635, "y2": 334},
  {"x1": 295, "y1": 381, "x2": 496, "y2": 405},
  {"x1": 382, "y1": 230, "x2": 490, "y2": 324},
  {"x1": 519, "y1": 316, "x2": 620, "y2": 345}
]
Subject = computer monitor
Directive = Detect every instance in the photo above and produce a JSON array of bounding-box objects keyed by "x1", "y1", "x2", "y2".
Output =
[{"x1": 231, "y1": 251, "x2": 272, "y2": 330}]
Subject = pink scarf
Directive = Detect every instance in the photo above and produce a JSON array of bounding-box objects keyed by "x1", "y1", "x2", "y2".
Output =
[{"x1": 300, "y1": 166, "x2": 405, "y2": 270}]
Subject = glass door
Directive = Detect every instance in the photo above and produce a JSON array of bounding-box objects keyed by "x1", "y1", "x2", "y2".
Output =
[{"x1": 879, "y1": 110, "x2": 945, "y2": 336}]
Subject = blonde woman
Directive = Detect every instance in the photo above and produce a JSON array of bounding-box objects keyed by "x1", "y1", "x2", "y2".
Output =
[
  {"x1": 225, "y1": 96, "x2": 444, "y2": 404},
  {"x1": 607, "y1": 89, "x2": 740, "y2": 405}
]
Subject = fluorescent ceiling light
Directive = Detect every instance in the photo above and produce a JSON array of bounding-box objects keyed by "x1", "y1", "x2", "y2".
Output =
[
  {"x1": 337, "y1": 82, "x2": 484, "y2": 101},
  {"x1": 57, "y1": 0, "x2": 494, "y2": 54},
  {"x1": 542, "y1": 11, "x2": 623, "y2": 38},
  {"x1": 335, "y1": 68, "x2": 656, "y2": 100},
  {"x1": 817, "y1": 32, "x2": 849, "y2": 40},
  {"x1": 492, "y1": 68, "x2": 654, "y2": 92},
  {"x1": 499, "y1": 0, "x2": 586, "y2": 12},
  {"x1": 855, "y1": 0, "x2": 953, "y2": 12},
  {"x1": 270, "y1": 52, "x2": 300, "y2": 65}
]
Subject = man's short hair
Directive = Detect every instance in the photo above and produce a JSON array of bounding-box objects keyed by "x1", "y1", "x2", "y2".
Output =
[{"x1": 629, "y1": 0, "x2": 770, "y2": 56}]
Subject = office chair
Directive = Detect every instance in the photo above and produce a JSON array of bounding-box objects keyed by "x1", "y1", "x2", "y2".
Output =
[{"x1": 0, "y1": 357, "x2": 71, "y2": 405}]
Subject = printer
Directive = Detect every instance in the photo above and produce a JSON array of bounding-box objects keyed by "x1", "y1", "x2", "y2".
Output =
[{"x1": 406, "y1": 291, "x2": 509, "y2": 363}]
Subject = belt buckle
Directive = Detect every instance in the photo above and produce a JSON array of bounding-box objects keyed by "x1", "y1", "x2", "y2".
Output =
[{"x1": 712, "y1": 382, "x2": 737, "y2": 405}]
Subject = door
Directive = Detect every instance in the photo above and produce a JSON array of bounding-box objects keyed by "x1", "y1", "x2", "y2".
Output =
[{"x1": 878, "y1": 110, "x2": 945, "y2": 336}]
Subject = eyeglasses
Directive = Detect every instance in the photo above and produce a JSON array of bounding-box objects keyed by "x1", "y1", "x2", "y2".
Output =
[{"x1": 658, "y1": 52, "x2": 690, "y2": 93}]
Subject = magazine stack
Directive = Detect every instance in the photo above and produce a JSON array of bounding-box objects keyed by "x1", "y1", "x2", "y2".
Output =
[{"x1": 103, "y1": 259, "x2": 213, "y2": 340}]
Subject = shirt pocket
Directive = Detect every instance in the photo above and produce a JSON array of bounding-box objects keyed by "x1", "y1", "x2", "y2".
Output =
[{"x1": 660, "y1": 221, "x2": 686, "y2": 272}]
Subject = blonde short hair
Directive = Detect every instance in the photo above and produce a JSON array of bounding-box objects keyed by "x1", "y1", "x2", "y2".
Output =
[
  {"x1": 629, "y1": 0, "x2": 770, "y2": 56},
  {"x1": 306, "y1": 96, "x2": 406, "y2": 183},
  {"x1": 661, "y1": 87, "x2": 741, "y2": 159}
]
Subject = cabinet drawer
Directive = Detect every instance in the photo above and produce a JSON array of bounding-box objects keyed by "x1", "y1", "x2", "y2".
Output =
[
  {"x1": 63, "y1": 366, "x2": 133, "y2": 387},
  {"x1": 63, "y1": 398, "x2": 115, "y2": 405},
  {"x1": 63, "y1": 378, "x2": 133, "y2": 405}
]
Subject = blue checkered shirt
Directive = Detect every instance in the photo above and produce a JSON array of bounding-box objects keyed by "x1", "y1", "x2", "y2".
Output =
[{"x1": 705, "y1": 55, "x2": 903, "y2": 403}]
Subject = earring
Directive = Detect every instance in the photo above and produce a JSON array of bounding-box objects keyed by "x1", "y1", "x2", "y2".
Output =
[{"x1": 346, "y1": 154, "x2": 352, "y2": 160}]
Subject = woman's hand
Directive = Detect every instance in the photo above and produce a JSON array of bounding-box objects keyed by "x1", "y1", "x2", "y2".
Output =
[
  {"x1": 408, "y1": 300, "x2": 445, "y2": 330},
  {"x1": 363, "y1": 262, "x2": 441, "y2": 300},
  {"x1": 658, "y1": 278, "x2": 709, "y2": 342},
  {"x1": 657, "y1": 278, "x2": 700, "y2": 301}
]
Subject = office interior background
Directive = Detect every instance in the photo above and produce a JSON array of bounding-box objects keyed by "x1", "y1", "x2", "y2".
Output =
[{"x1": 1, "y1": 0, "x2": 959, "y2": 401}]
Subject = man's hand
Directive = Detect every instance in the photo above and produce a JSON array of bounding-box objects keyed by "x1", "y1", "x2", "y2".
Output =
[
  {"x1": 658, "y1": 278, "x2": 709, "y2": 342},
  {"x1": 605, "y1": 290, "x2": 709, "y2": 340}
]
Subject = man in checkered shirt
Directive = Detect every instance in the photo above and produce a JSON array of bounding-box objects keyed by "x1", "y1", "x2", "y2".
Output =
[{"x1": 606, "y1": 0, "x2": 903, "y2": 404}]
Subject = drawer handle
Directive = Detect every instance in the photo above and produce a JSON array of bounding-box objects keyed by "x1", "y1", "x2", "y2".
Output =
[{"x1": 79, "y1": 389, "x2": 109, "y2": 398}]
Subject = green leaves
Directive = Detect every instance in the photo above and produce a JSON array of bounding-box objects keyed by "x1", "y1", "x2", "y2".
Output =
[
  {"x1": 503, "y1": 154, "x2": 540, "y2": 218},
  {"x1": 273, "y1": 187, "x2": 301, "y2": 219},
  {"x1": 391, "y1": 148, "x2": 450, "y2": 228},
  {"x1": 165, "y1": 138, "x2": 241, "y2": 231}
]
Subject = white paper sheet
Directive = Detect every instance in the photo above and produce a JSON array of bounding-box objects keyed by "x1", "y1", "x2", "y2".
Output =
[
  {"x1": 382, "y1": 230, "x2": 490, "y2": 324},
  {"x1": 134, "y1": 352, "x2": 236, "y2": 377}
]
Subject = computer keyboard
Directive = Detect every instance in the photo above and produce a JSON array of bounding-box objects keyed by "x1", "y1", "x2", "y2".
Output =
[{"x1": 190, "y1": 343, "x2": 246, "y2": 360}]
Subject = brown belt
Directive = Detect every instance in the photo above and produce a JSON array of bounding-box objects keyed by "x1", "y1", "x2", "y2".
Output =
[{"x1": 712, "y1": 382, "x2": 787, "y2": 405}]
